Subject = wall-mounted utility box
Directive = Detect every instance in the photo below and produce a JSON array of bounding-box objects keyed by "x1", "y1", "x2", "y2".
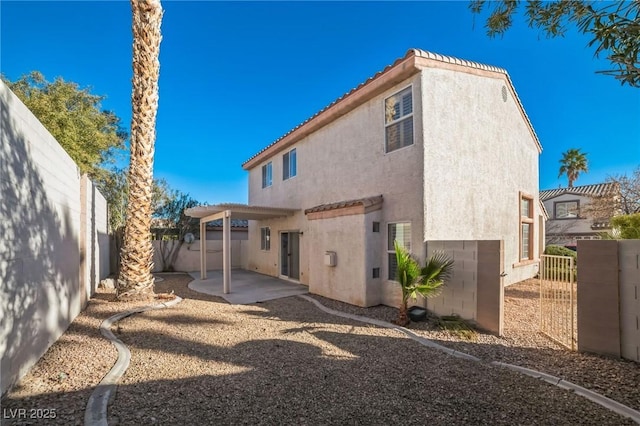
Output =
[{"x1": 324, "y1": 251, "x2": 337, "y2": 267}]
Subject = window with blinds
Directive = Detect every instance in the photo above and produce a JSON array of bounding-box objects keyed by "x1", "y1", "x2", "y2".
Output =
[
  {"x1": 262, "y1": 162, "x2": 272, "y2": 188},
  {"x1": 385, "y1": 87, "x2": 414, "y2": 153},
  {"x1": 520, "y1": 193, "x2": 534, "y2": 261},
  {"x1": 387, "y1": 222, "x2": 411, "y2": 280},
  {"x1": 283, "y1": 148, "x2": 297, "y2": 180},
  {"x1": 260, "y1": 227, "x2": 270, "y2": 250}
]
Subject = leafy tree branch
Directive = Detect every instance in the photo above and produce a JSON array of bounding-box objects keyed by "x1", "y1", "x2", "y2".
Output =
[{"x1": 470, "y1": 1, "x2": 640, "y2": 87}]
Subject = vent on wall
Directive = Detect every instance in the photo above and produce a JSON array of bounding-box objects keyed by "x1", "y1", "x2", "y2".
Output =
[
  {"x1": 501, "y1": 86, "x2": 508, "y2": 102},
  {"x1": 372, "y1": 267, "x2": 380, "y2": 278}
]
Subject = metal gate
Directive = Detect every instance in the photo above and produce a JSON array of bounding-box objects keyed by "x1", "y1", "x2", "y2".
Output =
[{"x1": 540, "y1": 254, "x2": 577, "y2": 350}]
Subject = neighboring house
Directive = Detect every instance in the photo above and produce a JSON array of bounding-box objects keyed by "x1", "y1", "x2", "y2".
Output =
[
  {"x1": 188, "y1": 48, "x2": 544, "y2": 308},
  {"x1": 540, "y1": 182, "x2": 618, "y2": 247}
]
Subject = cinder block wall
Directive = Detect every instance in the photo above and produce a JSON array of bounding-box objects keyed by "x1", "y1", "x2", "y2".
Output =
[
  {"x1": 578, "y1": 240, "x2": 640, "y2": 362},
  {"x1": 427, "y1": 241, "x2": 479, "y2": 320},
  {"x1": 0, "y1": 81, "x2": 109, "y2": 396},
  {"x1": 619, "y1": 240, "x2": 640, "y2": 362},
  {"x1": 425, "y1": 240, "x2": 504, "y2": 335}
]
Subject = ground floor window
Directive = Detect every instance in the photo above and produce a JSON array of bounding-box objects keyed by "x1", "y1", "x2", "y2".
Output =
[
  {"x1": 260, "y1": 227, "x2": 270, "y2": 250},
  {"x1": 520, "y1": 193, "x2": 534, "y2": 261},
  {"x1": 388, "y1": 222, "x2": 411, "y2": 280}
]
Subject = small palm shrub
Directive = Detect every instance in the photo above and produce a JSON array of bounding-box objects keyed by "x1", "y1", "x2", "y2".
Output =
[{"x1": 394, "y1": 241, "x2": 454, "y2": 326}]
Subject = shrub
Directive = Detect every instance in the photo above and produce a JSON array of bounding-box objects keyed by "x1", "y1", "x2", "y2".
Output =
[
  {"x1": 610, "y1": 213, "x2": 640, "y2": 239},
  {"x1": 544, "y1": 244, "x2": 577, "y2": 259},
  {"x1": 543, "y1": 245, "x2": 577, "y2": 280}
]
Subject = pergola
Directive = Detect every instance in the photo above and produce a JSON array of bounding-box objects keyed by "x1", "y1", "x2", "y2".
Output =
[{"x1": 184, "y1": 204, "x2": 297, "y2": 294}]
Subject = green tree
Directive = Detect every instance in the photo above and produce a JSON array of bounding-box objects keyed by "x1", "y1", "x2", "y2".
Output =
[
  {"x1": 1, "y1": 71, "x2": 127, "y2": 178},
  {"x1": 559, "y1": 148, "x2": 589, "y2": 188},
  {"x1": 118, "y1": 0, "x2": 164, "y2": 300},
  {"x1": 394, "y1": 241, "x2": 454, "y2": 326},
  {"x1": 153, "y1": 188, "x2": 200, "y2": 272},
  {"x1": 92, "y1": 171, "x2": 184, "y2": 274},
  {"x1": 470, "y1": 1, "x2": 640, "y2": 87},
  {"x1": 610, "y1": 213, "x2": 640, "y2": 239}
]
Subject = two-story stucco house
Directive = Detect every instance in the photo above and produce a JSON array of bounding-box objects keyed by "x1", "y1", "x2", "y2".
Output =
[
  {"x1": 540, "y1": 182, "x2": 618, "y2": 247},
  {"x1": 188, "y1": 49, "x2": 544, "y2": 309}
]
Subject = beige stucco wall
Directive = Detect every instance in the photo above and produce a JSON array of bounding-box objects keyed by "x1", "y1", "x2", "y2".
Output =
[
  {"x1": 247, "y1": 74, "x2": 426, "y2": 305},
  {"x1": 420, "y1": 68, "x2": 540, "y2": 285},
  {"x1": 307, "y1": 214, "x2": 367, "y2": 306},
  {"x1": 245, "y1": 63, "x2": 540, "y2": 305}
]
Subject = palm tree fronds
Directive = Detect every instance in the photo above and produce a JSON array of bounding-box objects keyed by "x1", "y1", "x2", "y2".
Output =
[
  {"x1": 422, "y1": 250, "x2": 454, "y2": 283},
  {"x1": 394, "y1": 240, "x2": 420, "y2": 285}
]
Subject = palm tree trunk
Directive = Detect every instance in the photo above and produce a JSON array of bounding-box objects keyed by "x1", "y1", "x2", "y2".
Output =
[
  {"x1": 397, "y1": 298, "x2": 409, "y2": 326},
  {"x1": 117, "y1": 0, "x2": 163, "y2": 300}
]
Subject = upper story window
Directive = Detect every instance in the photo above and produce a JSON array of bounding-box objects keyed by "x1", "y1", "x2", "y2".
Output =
[
  {"x1": 554, "y1": 201, "x2": 579, "y2": 219},
  {"x1": 387, "y1": 222, "x2": 411, "y2": 280},
  {"x1": 283, "y1": 148, "x2": 297, "y2": 180},
  {"x1": 520, "y1": 194, "x2": 534, "y2": 261},
  {"x1": 262, "y1": 162, "x2": 272, "y2": 188},
  {"x1": 385, "y1": 87, "x2": 414, "y2": 153}
]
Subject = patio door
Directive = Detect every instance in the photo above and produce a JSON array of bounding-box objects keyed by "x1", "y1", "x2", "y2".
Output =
[{"x1": 280, "y1": 231, "x2": 300, "y2": 280}]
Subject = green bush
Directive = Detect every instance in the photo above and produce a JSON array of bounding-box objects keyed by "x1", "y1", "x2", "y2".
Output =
[
  {"x1": 610, "y1": 213, "x2": 640, "y2": 239},
  {"x1": 544, "y1": 245, "x2": 577, "y2": 260},
  {"x1": 543, "y1": 245, "x2": 577, "y2": 280}
]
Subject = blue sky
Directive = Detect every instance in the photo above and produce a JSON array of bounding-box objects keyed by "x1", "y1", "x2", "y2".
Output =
[{"x1": 2, "y1": 1, "x2": 638, "y2": 204}]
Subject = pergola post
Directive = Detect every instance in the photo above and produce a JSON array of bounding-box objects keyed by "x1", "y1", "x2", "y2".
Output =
[
  {"x1": 200, "y1": 219, "x2": 207, "y2": 279},
  {"x1": 223, "y1": 210, "x2": 231, "y2": 294}
]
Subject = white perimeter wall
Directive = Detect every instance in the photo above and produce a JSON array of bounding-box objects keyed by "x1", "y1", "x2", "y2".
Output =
[
  {"x1": 0, "y1": 81, "x2": 109, "y2": 395},
  {"x1": 151, "y1": 240, "x2": 248, "y2": 273}
]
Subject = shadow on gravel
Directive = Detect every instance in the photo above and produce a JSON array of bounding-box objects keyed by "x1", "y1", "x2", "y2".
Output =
[
  {"x1": 5, "y1": 324, "x2": 633, "y2": 426},
  {"x1": 3, "y1": 282, "x2": 636, "y2": 425},
  {"x1": 112, "y1": 295, "x2": 634, "y2": 425}
]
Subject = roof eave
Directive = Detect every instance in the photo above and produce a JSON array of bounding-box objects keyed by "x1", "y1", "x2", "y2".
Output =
[
  {"x1": 242, "y1": 55, "x2": 421, "y2": 170},
  {"x1": 243, "y1": 48, "x2": 543, "y2": 170}
]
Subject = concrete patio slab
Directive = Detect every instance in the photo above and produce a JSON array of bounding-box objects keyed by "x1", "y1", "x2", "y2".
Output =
[{"x1": 187, "y1": 269, "x2": 308, "y2": 304}]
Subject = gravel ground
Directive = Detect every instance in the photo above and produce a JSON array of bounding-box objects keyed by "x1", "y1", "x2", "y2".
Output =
[{"x1": 1, "y1": 274, "x2": 638, "y2": 425}]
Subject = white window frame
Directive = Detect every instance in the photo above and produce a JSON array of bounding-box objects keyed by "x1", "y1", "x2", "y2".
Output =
[
  {"x1": 554, "y1": 200, "x2": 580, "y2": 219},
  {"x1": 260, "y1": 227, "x2": 271, "y2": 251},
  {"x1": 387, "y1": 222, "x2": 411, "y2": 280},
  {"x1": 384, "y1": 86, "x2": 414, "y2": 153},
  {"x1": 283, "y1": 148, "x2": 297, "y2": 180},
  {"x1": 262, "y1": 162, "x2": 272, "y2": 188}
]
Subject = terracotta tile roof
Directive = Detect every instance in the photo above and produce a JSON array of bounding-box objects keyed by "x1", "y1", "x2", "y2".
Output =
[
  {"x1": 304, "y1": 195, "x2": 383, "y2": 214},
  {"x1": 243, "y1": 48, "x2": 540, "y2": 169},
  {"x1": 540, "y1": 183, "x2": 618, "y2": 202}
]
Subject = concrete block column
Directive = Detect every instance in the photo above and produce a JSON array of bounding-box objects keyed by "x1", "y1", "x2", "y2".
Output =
[
  {"x1": 577, "y1": 240, "x2": 620, "y2": 358},
  {"x1": 476, "y1": 240, "x2": 504, "y2": 336}
]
